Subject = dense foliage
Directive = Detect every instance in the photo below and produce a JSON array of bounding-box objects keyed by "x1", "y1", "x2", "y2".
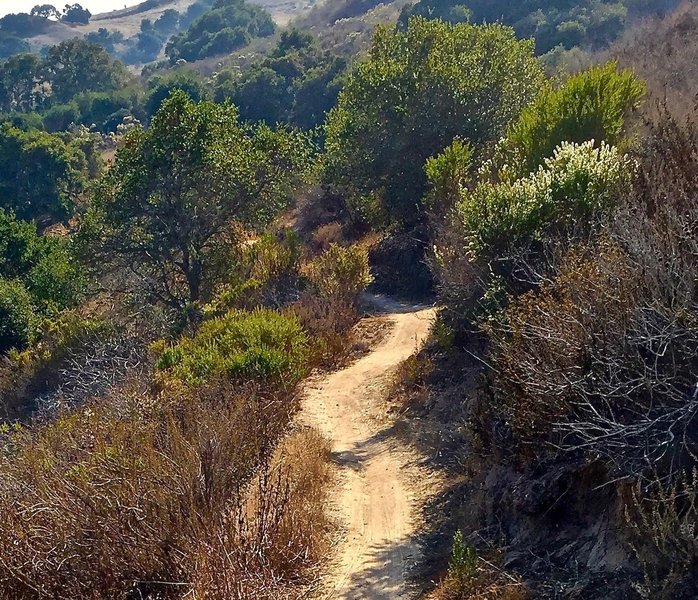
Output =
[
  {"x1": 453, "y1": 140, "x2": 632, "y2": 256},
  {"x1": 85, "y1": 91, "x2": 312, "y2": 309},
  {"x1": 0, "y1": 123, "x2": 89, "y2": 222},
  {"x1": 166, "y1": 0, "x2": 275, "y2": 63},
  {"x1": 0, "y1": 39, "x2": 127, "y2": 114},
  {"x1": 323, "y1": 18, "x2": 544, "y2": 225},
  {"x1": 157, "y1": 308, "x2": 309, "y2": 386},
  {"x1": 0, "y1": 3, "x2": 695, "y2": 598},
  {"x1": 0, "y1": 210, "x2": 87, "y2": 352},
  {"x1": 502, "y1": 62, "x2": 645, "y2": 175},
  {"x1": 398, "y1": 0, "x2": 679, "y2": 56},
  {"x1": 214, "y1": 29, "x2": 347, "y2": 129}
]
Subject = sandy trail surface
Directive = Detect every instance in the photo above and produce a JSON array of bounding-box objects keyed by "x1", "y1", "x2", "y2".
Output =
[{"x1": 300, "y1": 296, "x2": 436, "y2": 599}]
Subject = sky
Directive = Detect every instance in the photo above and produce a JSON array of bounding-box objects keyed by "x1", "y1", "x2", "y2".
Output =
[{"x1": 0, "y1": 0, "x2": 142, "y2": 17}]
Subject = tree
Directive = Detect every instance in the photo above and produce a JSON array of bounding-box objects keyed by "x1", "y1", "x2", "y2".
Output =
[
  {"x1": 323, "y1": 18, "x2": 544, "y2": 225},
  {"x1": 134, "y1": 30, "x2": 164, "y2": 62},
  {"x1": 144, "y1": 70, "x2": 205, "y2": 117},
  {"x1": 228, "y1": 66, "x2": 290, "y2": 124},
  {"x1": 62, "y1": 3, "x2": 91, "y2": 24},
  {"x1": 43, "y1": 39, "x2": 127, "y2": 103},
  {"x1": 0, "y1": 124, "x2": 88, "y2": 223},
  {"x1": 86, "y1": 91, "x2": 312, "y2": 309},
  {"x1": 154, "y1": 9, "x2": 180, "y2": 36},
  {"x1": 31, "y1": 4, "x2": 61, "y2": 19},
  {"x1": 0, "y1": 53, "x2": 43, "y2": 112},
  {"x1": 0, "y1": 12, "x2": 49, "y2": 37},
  {"x1": 84, "y1": 27, "x2": 124, "y2": 53}
]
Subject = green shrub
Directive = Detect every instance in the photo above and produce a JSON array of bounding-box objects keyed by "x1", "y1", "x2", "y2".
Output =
[
  {"x1": 157, "y1": 308, "x2": 309, "y2": 387},
  {"x1": 323, "y1": 18, "x2": 544, "y2": 226},
  {"x1": 0, "y1": 210, "x2": 88, "y2": 312},
  {"x1": 503, "y1": 62, "x2": 645, "y2": 176},
  {"x1": 0, "y1": 278, "x2": 36, "y2": 353},
  {"x1": 448, "y1": 530, "x2": 478, "y2": 583},
  {"x1": 27, "y1": 244, "x2": 88, "y2": 312},
  {"x1": 304, "y1": 243, "x2": 372, "y2": 306},
  {"x1": 203, "y1": 230, "x2": 303, "y2": 313},
  {"x1": 453, "y1": 140, "x2": 632, "y2": 257}
]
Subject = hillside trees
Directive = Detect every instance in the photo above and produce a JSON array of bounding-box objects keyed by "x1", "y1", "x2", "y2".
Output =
[
  {"x1": 30, "y1": 5, "x2": 61, "y2": 19},
  {"x1": 43, "y1": 39, "x2": 127, "y2": 103},
  {"x1": 214, "y1": 29, "x2": 347, "y2": 129},
  {"x1": 398, "y1": 0, "x2": 679, "y2": 56},
  {"x1": 0, "y1": 33, "x2": 29, "y2": 59},
  {"x1": 0, "y1": 123, "x2": 89, "y2": 222},
  {"x1": 144, "y1": 69, "x2": 205, "y2": 117},
  {"x1": 166, "y1": 0, "x2": 275, "y2": 63},
  {"x1": 0, "y1": 53, "x2": 43, "y2": 112},
  {"x1": 62, "y1": 3, "x2": 91, "y2": 24},
  {"x1": 85, "y1": 91, "x2": 313, "y2": 310},
  {"x1": 323, "y1": 18, "x2": 544, "y2": 226}
]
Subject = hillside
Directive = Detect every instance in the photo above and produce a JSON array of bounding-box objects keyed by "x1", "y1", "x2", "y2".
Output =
[
  {"x1": 14, "y1": 0, "x2": 315, "y2": 59},
  {"x1": 0, "y1": 0, "x2": 697, "y2": 599}
]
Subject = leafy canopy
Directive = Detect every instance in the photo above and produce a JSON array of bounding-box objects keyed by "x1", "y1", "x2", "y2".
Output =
[
  {"x1": 0, "y1": 209, "x2": 88, "y2": 353},
  {"x1": 214, "y1": 29, "x2": 347, "y2": 130},
  {"x1": 0, "y1": 123, "x2": 88, "y2": 223},
  {"x1": 43, "y1": 39, "x2": 127, "y2": 104},
  {"x1": 399, "y1": 0, "x2": 673, "y2": 55},
  {"x1": 165, "y1": 0, "x2": 274, "y2": 63},
  {"x1": 323, "y1": 18, "x2": 544, "y2": 225},
  {"x1": 86, "y1": 90, "x2": 313, "y2": 309}
]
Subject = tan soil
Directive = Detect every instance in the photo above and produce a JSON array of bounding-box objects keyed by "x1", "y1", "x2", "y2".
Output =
[{"x1": 300, "y1": 295, "x2": 436, "y2": 599}]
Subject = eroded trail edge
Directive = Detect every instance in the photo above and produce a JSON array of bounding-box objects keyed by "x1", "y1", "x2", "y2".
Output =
[{"x1": 300, "y1": 297, "x2": 436, "y2": 600}]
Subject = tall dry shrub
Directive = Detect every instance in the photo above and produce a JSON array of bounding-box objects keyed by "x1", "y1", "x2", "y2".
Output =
[
  {"x1": 485, "y1": 108, "x2": 698, "y2": 480},
  {"x1": 0, "y1": 377, "x2": 330, "y2": 599}
]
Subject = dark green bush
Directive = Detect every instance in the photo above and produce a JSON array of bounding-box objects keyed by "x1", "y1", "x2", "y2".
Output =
[{"x1": 165, "y1": 0, "x2": 274, "y2": 63}]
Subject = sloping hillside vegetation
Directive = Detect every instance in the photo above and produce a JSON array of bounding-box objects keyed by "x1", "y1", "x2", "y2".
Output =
[
  {"x1": 0, "y1": 0, "x2": 696, "y2": 597},
  {"x1": 398, "y1": 0, "x2": 681, "y2": 59},
  {"x1": 610, "y1": 0, "x2": 698, "y2": 117},
  {"x1": 165, "y1": 0, "x2": 275, "y2": 62}
]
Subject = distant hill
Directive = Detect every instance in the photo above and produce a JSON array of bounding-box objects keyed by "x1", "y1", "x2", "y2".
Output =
[{"x1": 5, "y1": 0, "x2": 311, "y2": 63}]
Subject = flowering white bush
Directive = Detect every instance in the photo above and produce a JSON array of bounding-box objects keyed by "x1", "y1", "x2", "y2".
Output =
[{"x1": 454, "y1": 140, "x2": 633, "y2": 257}]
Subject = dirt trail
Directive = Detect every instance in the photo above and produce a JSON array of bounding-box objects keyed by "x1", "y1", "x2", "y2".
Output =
[{"x1": 300, "y1": 296, "x2": 436, "y2": 600}]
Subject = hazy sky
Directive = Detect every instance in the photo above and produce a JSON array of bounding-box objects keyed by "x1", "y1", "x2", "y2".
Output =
[{"x1": 0, "y1": 1, "x2": 142, "y2": 17}]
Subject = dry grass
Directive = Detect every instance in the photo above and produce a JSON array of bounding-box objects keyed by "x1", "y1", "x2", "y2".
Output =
[
  {"x1": 311, "y1": 221, "x2": 345, "y2": 252},
  {"x1": 288, "y1": 290, "x2": 358, "y2": 366},
  {"x1": 610, "y1": 0, "x2": 698, "y2": 119},
  {"x1": 0, "y1": 375, "x2": 332, "y2": 599},
  {"x1": 390, "y1": 351, "x2": 433, "y2": 410}
]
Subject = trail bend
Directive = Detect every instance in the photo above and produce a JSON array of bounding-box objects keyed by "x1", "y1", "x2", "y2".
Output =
[{"x1": 300, "y1": 295, "x2": 436, "y2": 600}]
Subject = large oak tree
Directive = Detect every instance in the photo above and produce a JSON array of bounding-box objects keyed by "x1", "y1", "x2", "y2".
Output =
[{"x1": 86, "y1": 90, "x2": 312, "y2": 309}]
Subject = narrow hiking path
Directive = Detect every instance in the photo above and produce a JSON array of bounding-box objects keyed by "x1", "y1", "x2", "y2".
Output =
[{"x1": 300, "y1": 296, "x2": 436, "y2": 599}]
